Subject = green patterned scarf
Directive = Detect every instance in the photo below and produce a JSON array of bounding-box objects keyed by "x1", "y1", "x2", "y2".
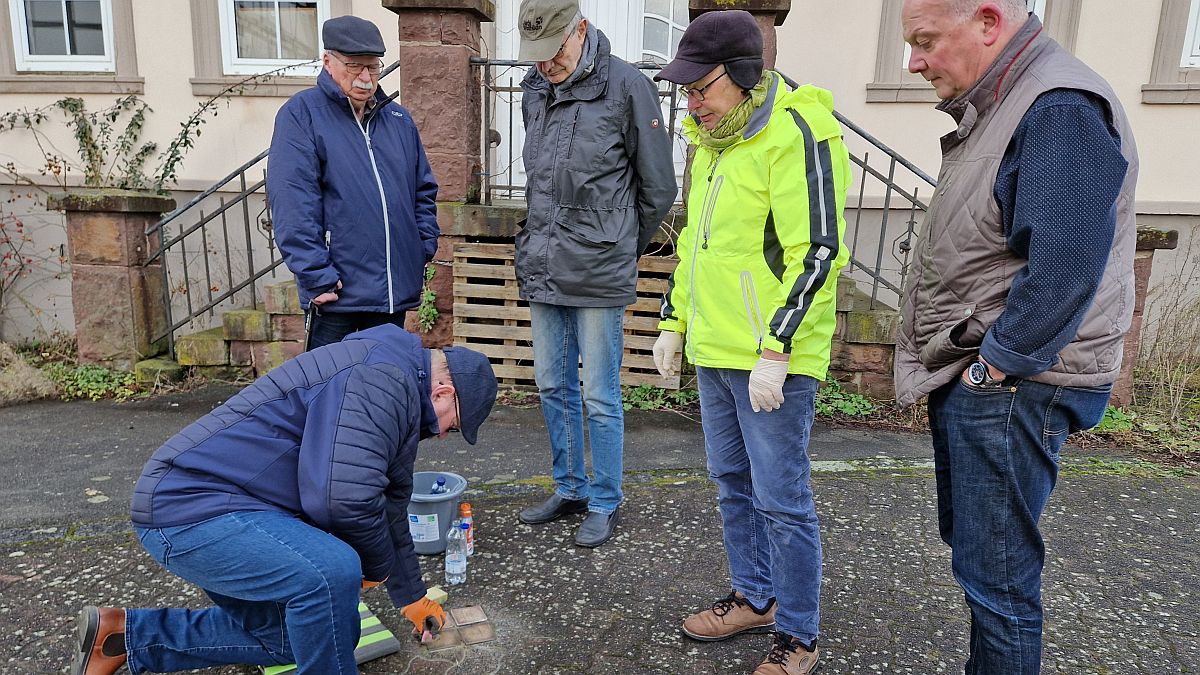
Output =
[{"x1": 694, "y1": 70, "x2": 773, "y2": 151}]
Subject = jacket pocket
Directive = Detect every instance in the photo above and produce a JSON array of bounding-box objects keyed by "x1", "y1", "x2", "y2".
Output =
[
  {"x1": 548, "y1": 206, "x2": 638, "y2": 297},
  {"x1": 555, "y1": 206, "x2": 626, "y2": 246},
  {"x1": 740, "y1": 271, "x2": 769, "y2": 354},
  {"x1": 919, "y1": 314, "x2": 984, "y2": 370}
]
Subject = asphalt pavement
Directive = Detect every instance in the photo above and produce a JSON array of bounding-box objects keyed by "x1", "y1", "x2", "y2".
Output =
[{"x1": 0, "y1": 385, "x2": 1196, "y2": 674}]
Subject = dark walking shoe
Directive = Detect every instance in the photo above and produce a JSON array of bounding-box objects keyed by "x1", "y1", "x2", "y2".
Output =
[
  {"x1": 72, "y1": 606, "x2": 127, "y2": 675},
  {"x1": 682, "y1": 590, "x2": 776, "y2": 641},
  {"x1": 753, "y1": 632, "x2": 820, "y2": 675},
  {"x1": 518, "y1": 494, "x2": 589, "y2": 524},
  {"x1": 574, "y1": 508, "x2": 620, "y2": 547}
]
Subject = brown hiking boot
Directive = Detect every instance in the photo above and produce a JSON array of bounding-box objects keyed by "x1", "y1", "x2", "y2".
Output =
[
  {"x1": 752, "y1": 632, "x2": 820, "y2": 675},
  {"x1": 682, "y1": 590, "x2": 776, "y2": 641}
]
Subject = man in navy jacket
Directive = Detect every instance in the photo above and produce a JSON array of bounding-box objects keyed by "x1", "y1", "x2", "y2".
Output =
[
  {"x1": 267, "y1": 16, "x2": 440, "y2": 350},
  {"x1": 71, "y1": 325, "x2": 497, "y2": 675}
]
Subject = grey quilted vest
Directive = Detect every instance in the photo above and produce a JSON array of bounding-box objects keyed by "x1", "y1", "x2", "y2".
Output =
[{"x1": 894, "y1": 17, "x2": 1139, "y2": 408}]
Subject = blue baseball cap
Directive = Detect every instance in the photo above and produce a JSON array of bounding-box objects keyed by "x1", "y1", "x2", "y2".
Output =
[{"x1": 443, "y1": 346, "x2": 497, "y2": 445}]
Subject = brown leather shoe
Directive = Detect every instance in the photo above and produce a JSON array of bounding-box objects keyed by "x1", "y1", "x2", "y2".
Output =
[
  {"x1": 752, "y1": 632, "x2": 820, "y2": 675},
  {"x1": 682, "y1": 590, "x2": 776, "y2": 641},
  {"x1": 71, "y1": 607, "x2": 127, "y2": 675}
]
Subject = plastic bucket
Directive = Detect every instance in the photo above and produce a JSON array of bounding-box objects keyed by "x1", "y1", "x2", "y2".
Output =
[{"x1": 407, "y1": 471, "x2": 467, "y2": 555}]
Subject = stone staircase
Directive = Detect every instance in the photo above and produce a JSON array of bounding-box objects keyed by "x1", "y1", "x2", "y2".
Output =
[{"x1": 134, "y1": 280, "x2": 304, "y2": 384}]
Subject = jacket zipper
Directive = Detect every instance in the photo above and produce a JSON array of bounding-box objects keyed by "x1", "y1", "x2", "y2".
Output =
[
  {"x1": 353, "y1": 101, "x2": 394, "y2": 313},
  {"x1": 740, "y1": 271, "x2": 768, "y2": 355},
  {"x1": 685, "y1": 151, "x2": 726, "y2": 363},
  {"x1": 701, "y1": 151, "x2": 726, "y2": 250}
]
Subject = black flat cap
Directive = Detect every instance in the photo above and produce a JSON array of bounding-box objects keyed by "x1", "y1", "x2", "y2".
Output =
[
  {"x1": 654, "y1": 10, "x2": 764, "y2": 89},
  {"x1": 322, "y1": 15, "x2": 385, "y2": 57}
]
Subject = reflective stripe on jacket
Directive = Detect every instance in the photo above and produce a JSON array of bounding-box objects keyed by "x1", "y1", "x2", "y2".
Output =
[{"x1": 659, "y1": 73, "x2": 851, "y2": 378}]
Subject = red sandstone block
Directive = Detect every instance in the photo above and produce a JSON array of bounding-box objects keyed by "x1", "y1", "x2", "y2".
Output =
[{"x1": 271, "y1": 314, "x2": 306, "y2": 342}]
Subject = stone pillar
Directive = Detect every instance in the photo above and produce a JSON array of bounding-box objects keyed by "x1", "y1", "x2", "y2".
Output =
[
  {"x1": 383, "y1": 0, "x2": 493, "y2": 204},
  {"x1": 383, "y1": 0, "x2": 493, "y2": 347},
  {"x1": 1111, "y1": 227, "x2": 1179, "y2": 407},
  {"x1": 48, "y1": 190, "x2": 174, "y2": 370},
  {"x1": 688, "y1": 0, "x2": 791, "y2": 69}
]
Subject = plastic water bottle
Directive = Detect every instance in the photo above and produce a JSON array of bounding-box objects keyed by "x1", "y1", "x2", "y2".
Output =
[
  {"x1": 444, "y1": 519, "x2": 468, "y2": 585},
  {"x1": 430, "y1": 475, "x2": 448, "y2": 495},
  {"x1": 459, "y1": 502, "x2": 475, "y2": 556}
]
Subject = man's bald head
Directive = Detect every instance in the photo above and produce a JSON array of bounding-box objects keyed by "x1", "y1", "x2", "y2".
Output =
[
  {"x1": 902, "y1": 0, "x2": 1031, "y2": 99},
  {"x1": 948, "y1": 0, "x2": 1029, "y2": 24}
]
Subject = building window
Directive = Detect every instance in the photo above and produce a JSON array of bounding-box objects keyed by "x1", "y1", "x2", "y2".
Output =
[
  {"x1": 9, "y1": 0, "x2": 115, "y2": 72},
  {"x1": 641, "y1": 0, "x2": 686, "y2": 65},
  {"x1": 1183, "y1": 0, "x2": 1200, "y2": 67},
  {"x1": 1144, "y1": 0, "x2": 1200, "y2": 103},
  {"x1": 217, "y1": 0, "x2": 328, "y2": 77}
]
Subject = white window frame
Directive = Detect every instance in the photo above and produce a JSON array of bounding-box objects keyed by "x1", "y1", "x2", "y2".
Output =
[
  {"x1": 9, "y1": 0, "x2": 115, "y2": 72},
  {"x1": 1183, "y1": 0, "x2": 1200, "y2": 67},
  {"x1": 217, "y1": 0, "x2": 329, "y2": 77},
  {"x1": 641, "y1": 0, "x2": 687, "y2": 64}
]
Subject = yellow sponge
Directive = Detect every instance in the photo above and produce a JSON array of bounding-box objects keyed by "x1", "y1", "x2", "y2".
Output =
[{"x1": 424, "y1": 586, "x2": 449, "y2": 606}]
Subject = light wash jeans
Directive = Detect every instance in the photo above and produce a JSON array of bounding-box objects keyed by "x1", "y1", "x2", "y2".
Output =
[
  {"x1": 529, "y1": 302, "x2": 626, "y2": 514},
  {"x1": 697, "y1": 366, "x2": 822, "y2": 643},
  {"x1": 928, "y1": 378, "x2": 1110, "y2": 674},
  {"x1": 128, "y1": 510, "x2": 362, "y2": 674}
]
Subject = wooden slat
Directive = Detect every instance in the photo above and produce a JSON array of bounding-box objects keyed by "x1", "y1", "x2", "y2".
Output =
[
  {"x1": 454, "y1": 242, "x2": 517, "y2": 258},
  {"x1": 452, "y1": 304, "x2": 531, "y2": 322},
  {"x1": 453, "y1": 262, "x2": 517, "y2": 280},
  {"x1": 453, "y1": 282, "x2": 522, "y2": 300},
  {"x1": 453, "y1": 341, "x2": 534, "y2": 361},
  {"x1": 454, "y1": 323, "x2": 532, "y2": 341}
]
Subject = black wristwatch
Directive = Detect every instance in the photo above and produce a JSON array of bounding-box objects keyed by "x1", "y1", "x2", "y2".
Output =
[{"x1": 966, "y1": 360, "x2": 1005, "y2": 387}]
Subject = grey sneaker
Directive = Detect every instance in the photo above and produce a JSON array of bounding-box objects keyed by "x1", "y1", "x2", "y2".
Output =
[
  {"x1": 574, "y1": 508, "x2": 619, "y2": 547},
  {"x1": 518, "y1": 494, "x2": 589, "y2": 524}
]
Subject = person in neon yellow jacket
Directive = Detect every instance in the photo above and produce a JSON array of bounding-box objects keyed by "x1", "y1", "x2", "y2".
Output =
[{"x1": 651, "y1": 10, "x2": 851, "y2": 675}]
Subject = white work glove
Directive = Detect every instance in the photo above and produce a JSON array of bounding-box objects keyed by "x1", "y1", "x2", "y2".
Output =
[
  {"x1": 652, "y1": 331, "x2": 683, "y2": 379},
  {"x1": 748, "y1": 357, "x2": 789, "y2": 412}
]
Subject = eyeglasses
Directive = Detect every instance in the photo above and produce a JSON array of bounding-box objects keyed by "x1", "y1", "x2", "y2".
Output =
[
  {"x1": 328, "y1": 52, "x2": 383, "y2": 76},
  {"x1": 680, "y1": 70, "x2": 728, "y2": 102},
  {"x1": 448, "y1": 391, "x2": 462, "y2": 434},
  {"x1": 546, "y1": 22, "x2": 580, "y2": 62}
]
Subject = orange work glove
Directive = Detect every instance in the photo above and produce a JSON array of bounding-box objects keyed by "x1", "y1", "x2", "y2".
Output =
[
  {"x1": 361, "y1": 577, "x2": 387, "y2": 590},
  {"x1": 401, "y1": 596, "x2": 446, "y2": 641}
]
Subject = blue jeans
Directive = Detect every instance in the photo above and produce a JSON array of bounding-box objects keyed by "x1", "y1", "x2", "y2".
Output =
[
  {"x1": 529, "y1": 302, "x2": 626, "y2": 514},
  {"x1": 697, "y1": 366, "x2": 822, "y2": 643},
  {"x1": 306, "y1": 308, "x2": 406, "y2": 350},
  {"x1": 927, "y1": 378, "x2": 1110, "y2": 675},
  {"x1": 128, "y1": 511, "x2": 363, "y2": 674}
]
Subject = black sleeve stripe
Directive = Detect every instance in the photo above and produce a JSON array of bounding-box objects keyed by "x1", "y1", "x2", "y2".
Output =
[
  {"x1": 771, "y1": 109, "x2": 842, "y2": 347},
  {"x1": 661, "y1": 271, "x2": 679, "y2": 321}
]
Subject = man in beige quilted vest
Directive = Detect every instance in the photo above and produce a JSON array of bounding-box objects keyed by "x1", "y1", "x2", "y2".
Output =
[{"x1": 895, "y1": 1, "x2": 1138, "y2": 672}]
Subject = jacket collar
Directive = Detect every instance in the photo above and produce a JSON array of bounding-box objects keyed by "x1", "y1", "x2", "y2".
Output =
[
  {"x1": 521, "y1": 29, "x2": 613, "y2": 103},
  {"x1": 936, "y1": 14, "x2": 1048, "y2": 143},
  {"x1": 742, "y1": 71, "x2": 781, "y2": 140},
  {"x1": 317, "y1": 68, "x2": 391, "y2": 119},
  {"x1": 681, "y1": 71, "x2": 784, "y2": 147}
]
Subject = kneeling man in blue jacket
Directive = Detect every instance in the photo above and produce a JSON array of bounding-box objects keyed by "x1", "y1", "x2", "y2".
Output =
[{"x1": 71, "y1": 325, "x2": 497, "y2": 675}]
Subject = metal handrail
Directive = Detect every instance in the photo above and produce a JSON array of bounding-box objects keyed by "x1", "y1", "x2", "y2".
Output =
[{"x1": 472, "y1": 58, "x2": 934, "y2": 309}]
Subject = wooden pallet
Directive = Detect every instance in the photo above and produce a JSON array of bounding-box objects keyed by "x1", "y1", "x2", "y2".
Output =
[{"x1": 452, "y1": 243, "x2": 682, "y2": 389}]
